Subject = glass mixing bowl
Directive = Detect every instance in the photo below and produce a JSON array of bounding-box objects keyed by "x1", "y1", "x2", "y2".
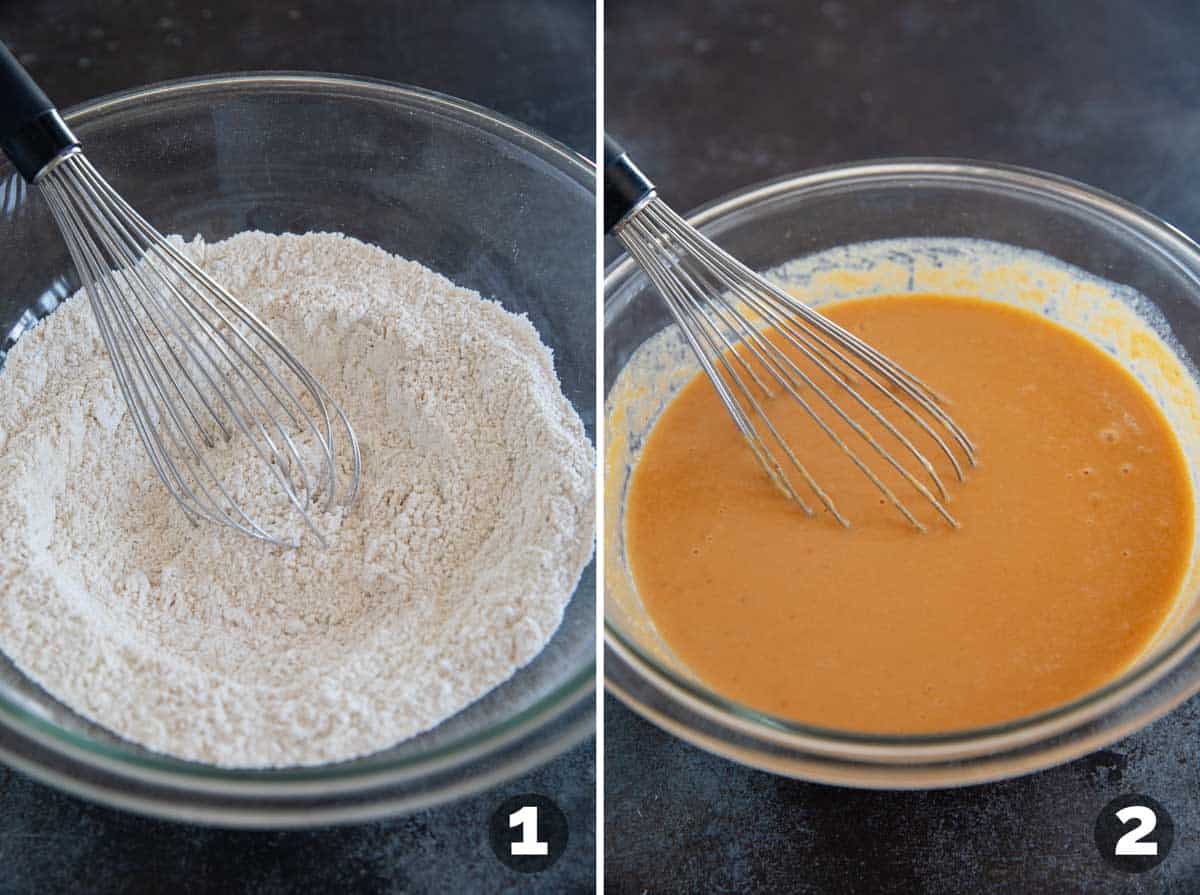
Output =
[
  {"x1": 605, "y1": 159, "x2": 1200, "y2": 788},
  {"x1": 0, "y1": 74, "x2": 594, "y2": 826}
]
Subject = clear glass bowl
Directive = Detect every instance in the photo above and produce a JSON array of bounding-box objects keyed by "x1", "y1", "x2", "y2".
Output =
[
  {"x1": 0, "y1": 74, "x2": 595, "y2": 825},
  {"x1": 605, "y1": 159, "x2": 1200, "y2": 788}
]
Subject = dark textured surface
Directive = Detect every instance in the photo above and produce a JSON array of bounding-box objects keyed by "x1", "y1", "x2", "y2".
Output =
[
  {"x1": 606, "y1": 0, "x2": 1200, "y2": 225},
  {"x1": 0, "y1": 2, "x2": 595, "y2": 894},
  {"x1": 605, "y1": 1, "x2": 1200, "y2": 892},
  {"x1": 605, "y1": 699, "x2": 1199, "y2": 894},
  {"x1": 1, "y1": 0, "x2": 594, "y2": 157},
  {"x1": 0, "y1": 739, "x2": 595, "y2": 895}
]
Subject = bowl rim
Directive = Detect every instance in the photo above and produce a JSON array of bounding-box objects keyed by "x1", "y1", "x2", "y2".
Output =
[
  {"x1": 603, "y1": 157, "x2": 1200, "y2": 779},
  {"x1": 0, "y1": 72, "x2": 596, "y2": 823},
  {"x1": 65, "y1": 69, "x2": 596, "y2": 173}
]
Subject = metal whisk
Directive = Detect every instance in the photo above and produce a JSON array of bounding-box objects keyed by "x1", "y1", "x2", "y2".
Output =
[
  {"x1": 0, "y1": 43, "x2": 360, "y2": 547},
  {"x1": 604, "y1": 137, "x2": 976, "y2": 530}
]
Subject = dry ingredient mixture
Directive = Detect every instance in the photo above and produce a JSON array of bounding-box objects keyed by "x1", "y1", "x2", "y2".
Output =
[{"x1": 0, "y1": 231, "x2": 594, "y2": 767}]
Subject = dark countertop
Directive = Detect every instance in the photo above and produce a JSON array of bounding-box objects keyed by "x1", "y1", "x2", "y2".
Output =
[
  {"x1": 2, "y1": 0, "x2": 594, "y2": 157},
  {"x1": 605, "y1": 1, "x2": 1200, "y2": 892},
  {"x1": 0, "y1": 3, "x2": 595, "y2": 894},
  {"x1": 0, "y1": 739, "x2": 594, "y2": 895}
]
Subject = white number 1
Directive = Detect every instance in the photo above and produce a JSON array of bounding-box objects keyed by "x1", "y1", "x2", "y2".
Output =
[
  {"x1": 509, "y1": 805, "x2": 549, "y2": 856},
  {"x1": 1115, "y1": 805, "x2": 1158, "y2": 856}
]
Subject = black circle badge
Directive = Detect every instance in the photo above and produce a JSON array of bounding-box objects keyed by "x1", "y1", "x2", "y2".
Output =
[
  {"x1": 1095, "y1": 793, "x2": 1174, "y2": 873},
  {"x1": 488, "y1": 793, "x2": 569, "y2": 873}
]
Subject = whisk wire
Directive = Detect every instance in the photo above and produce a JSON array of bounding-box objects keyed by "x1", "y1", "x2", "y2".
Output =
[
  {"x1": 85, "y1": 160, "x2": 336, "y2": 459},
  {"x1": 37, "y1": 150, "x2": 361, "y2": 546},
  {"x1": 615, "y1": 195, "x2": 977, "y2": 531},
  {"x1": 623, "y1": 224, "x2": 845, "y2": 522},
  {"x1": 44, "y1": 174, "x2": 289, "y2": 541},
  {"x1": 44, "y1": 180, "x2": 252, "y2": 536},
  {"x1": 669, "y1": 226, "x2": 935, "y2": 531},
  {"x1": 711, "y1": 268, "x2": 959, "y2": 518},
  {"x1": 644, "y1": 200, "x2": 972, "y2": 492},
  {"x1": 688, "y1": 277, "x2": 934, "y2": 529},
  {"x1": 624, "y1": 239, "x2": 797, "y2": 504}
]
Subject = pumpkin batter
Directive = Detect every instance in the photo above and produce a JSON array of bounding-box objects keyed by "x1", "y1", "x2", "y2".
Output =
[{"x1": 625, "y1": 294, "x2": 1194, "y2": 733}]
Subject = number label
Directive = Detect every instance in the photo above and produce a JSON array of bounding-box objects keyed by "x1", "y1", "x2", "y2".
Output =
[
  {"x1": 490, "y1": 793, "x2": 567, "y2": 872},
  {"x1": 1095, "y1": 794, "x2": 1173, "y2": 872},
  {"x1": 509, "y1": 804, "x2": 550, "y2": 856},
  {"x1": 1114, "y1": 805, "x2": 1158, "y2": 857}
]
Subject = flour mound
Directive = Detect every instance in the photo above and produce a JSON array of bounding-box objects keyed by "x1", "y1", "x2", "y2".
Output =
[{"x1": 0, "y1": 231, "x2": 594, "y2": 767}]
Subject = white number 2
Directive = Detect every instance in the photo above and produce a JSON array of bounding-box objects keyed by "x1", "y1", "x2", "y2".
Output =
[
  {"x1": 1114, "y1": 805, "x2": 1158, "y2": 856},
  {"x1": 509, "y1": 805, "x2": 549, "y2": 856}
]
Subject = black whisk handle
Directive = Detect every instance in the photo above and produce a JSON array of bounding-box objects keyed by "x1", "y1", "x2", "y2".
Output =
[
  {"x1": 0, "y1": 39, "x2": 78, "y2": 182},
  {"x1": 604, "y1": 134, "x2": 656, "y2": 234}
]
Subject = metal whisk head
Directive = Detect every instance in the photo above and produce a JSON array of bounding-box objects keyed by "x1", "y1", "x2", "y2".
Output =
[
  {"x1": 0, "y1": 47, "x2": 359, "y2": 546},
  {"x1": 605, "y1": 139, "x2": 976, "y2": 531},
  {"x1": 38, "y1": 150, "x2": 361, "y2": 547}
]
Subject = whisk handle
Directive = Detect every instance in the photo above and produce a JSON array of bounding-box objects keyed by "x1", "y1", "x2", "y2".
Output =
[
  {"x1": 0, "y1": 40, "x2": 79, "y2": 183},
  {"x1": 604, "y1": 134, "x2": 656, "y2": 234}
]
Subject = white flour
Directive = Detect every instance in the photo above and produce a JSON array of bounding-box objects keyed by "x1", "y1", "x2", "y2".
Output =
[{"x1": 0, "y1": 231, "x2": 594, "y2": 767}]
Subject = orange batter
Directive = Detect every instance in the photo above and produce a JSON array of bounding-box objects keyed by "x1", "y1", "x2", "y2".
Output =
[{"x1": 625, "y1": 294, "x2": 1194, "y2": 733}]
